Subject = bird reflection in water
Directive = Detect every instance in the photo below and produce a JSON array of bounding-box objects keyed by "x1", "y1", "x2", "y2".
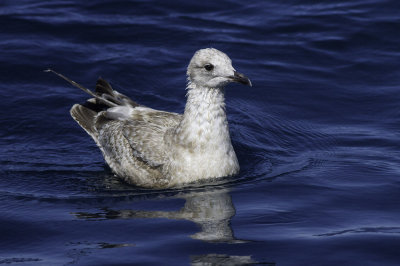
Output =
[
  {"x1": 75, "y1": 188, "x2": 241, "y2": 242},
  {"x1": 73, "y1": 187, "x2": 266, "y2": 264}
]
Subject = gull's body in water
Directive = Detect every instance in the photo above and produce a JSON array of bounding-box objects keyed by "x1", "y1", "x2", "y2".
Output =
[{"x1": 47, "y1": 48, "x2": 251, "y2": 188}]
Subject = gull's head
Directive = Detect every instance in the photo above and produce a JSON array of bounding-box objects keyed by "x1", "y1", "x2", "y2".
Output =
[{"x1": 187, "y1": 48, "x2": 252, "y2": 88}]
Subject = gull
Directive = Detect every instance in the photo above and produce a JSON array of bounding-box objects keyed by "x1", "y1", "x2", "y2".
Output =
[{"x1": 46, "y1": 48, "x2": 251, "y2": 188}]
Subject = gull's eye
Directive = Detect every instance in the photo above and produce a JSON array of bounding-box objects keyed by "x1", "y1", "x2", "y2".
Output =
[{"x1": 204, "y1": 64, "x2": 214, "y2": 71}]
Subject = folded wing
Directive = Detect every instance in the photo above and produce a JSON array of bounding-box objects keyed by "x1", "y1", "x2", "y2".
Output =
[{"x1": 122, "y1": 108, "x2": 181, "y2": 167}]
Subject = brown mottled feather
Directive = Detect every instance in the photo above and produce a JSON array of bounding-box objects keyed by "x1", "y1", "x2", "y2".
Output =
[
  {"x1": 122, "y1": 110, "x2": 181, "y2": 167},
  {"x1": 70, "y1": 104, "x2": 98, "y2": 140}
]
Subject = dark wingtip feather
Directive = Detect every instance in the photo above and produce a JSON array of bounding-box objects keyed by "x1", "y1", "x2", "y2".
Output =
[
  {"x1": 95, "y1": 78, "x2": 139, "y2": 108},
  {"x1": 96, "y1": 78, "x2": 114, "y2": 95}
]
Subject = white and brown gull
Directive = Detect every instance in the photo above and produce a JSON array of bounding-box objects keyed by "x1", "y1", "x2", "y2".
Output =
[{"x1": 46, "y1": 48, "x2": 251, "y2": 188}]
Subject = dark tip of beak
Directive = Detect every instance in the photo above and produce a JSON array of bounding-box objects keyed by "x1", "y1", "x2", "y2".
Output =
[{"x1": 231, "y1": 71, "x2": 252, "y2": 87}]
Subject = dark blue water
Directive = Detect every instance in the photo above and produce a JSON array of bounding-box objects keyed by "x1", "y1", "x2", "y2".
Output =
[{"x1": 1, "y1": 0, "x2": 400, "y2": 265}]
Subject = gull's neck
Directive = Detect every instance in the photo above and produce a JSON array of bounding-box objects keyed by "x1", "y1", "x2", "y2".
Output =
[
  {"x1": 184, "y1": 82, "x2": 226, "y2": 117},
  {"x1": 167, "y1": 82, "x2": 239, "y2": 184},
  {"x1": 177, "y1": 82, "x2": 229, "y2": 148}
]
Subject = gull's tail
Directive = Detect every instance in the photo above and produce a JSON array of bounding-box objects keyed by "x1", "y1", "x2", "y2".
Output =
[
  {"x1": 45, "y1": 69, "x2": 138, "y2": 108},
  {"x1": 45, "y1": 69, "x2": 138, "y2": 140}
]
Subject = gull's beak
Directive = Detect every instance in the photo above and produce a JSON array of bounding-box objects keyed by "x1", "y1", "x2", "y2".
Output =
[{"x1": 230, "y1": 71, "x2": 252, "y2": 87}]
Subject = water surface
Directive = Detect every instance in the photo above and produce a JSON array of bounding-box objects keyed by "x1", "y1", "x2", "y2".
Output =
[{"x1": 1, "y1": 0, "x2": 400, "y2": 265}]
